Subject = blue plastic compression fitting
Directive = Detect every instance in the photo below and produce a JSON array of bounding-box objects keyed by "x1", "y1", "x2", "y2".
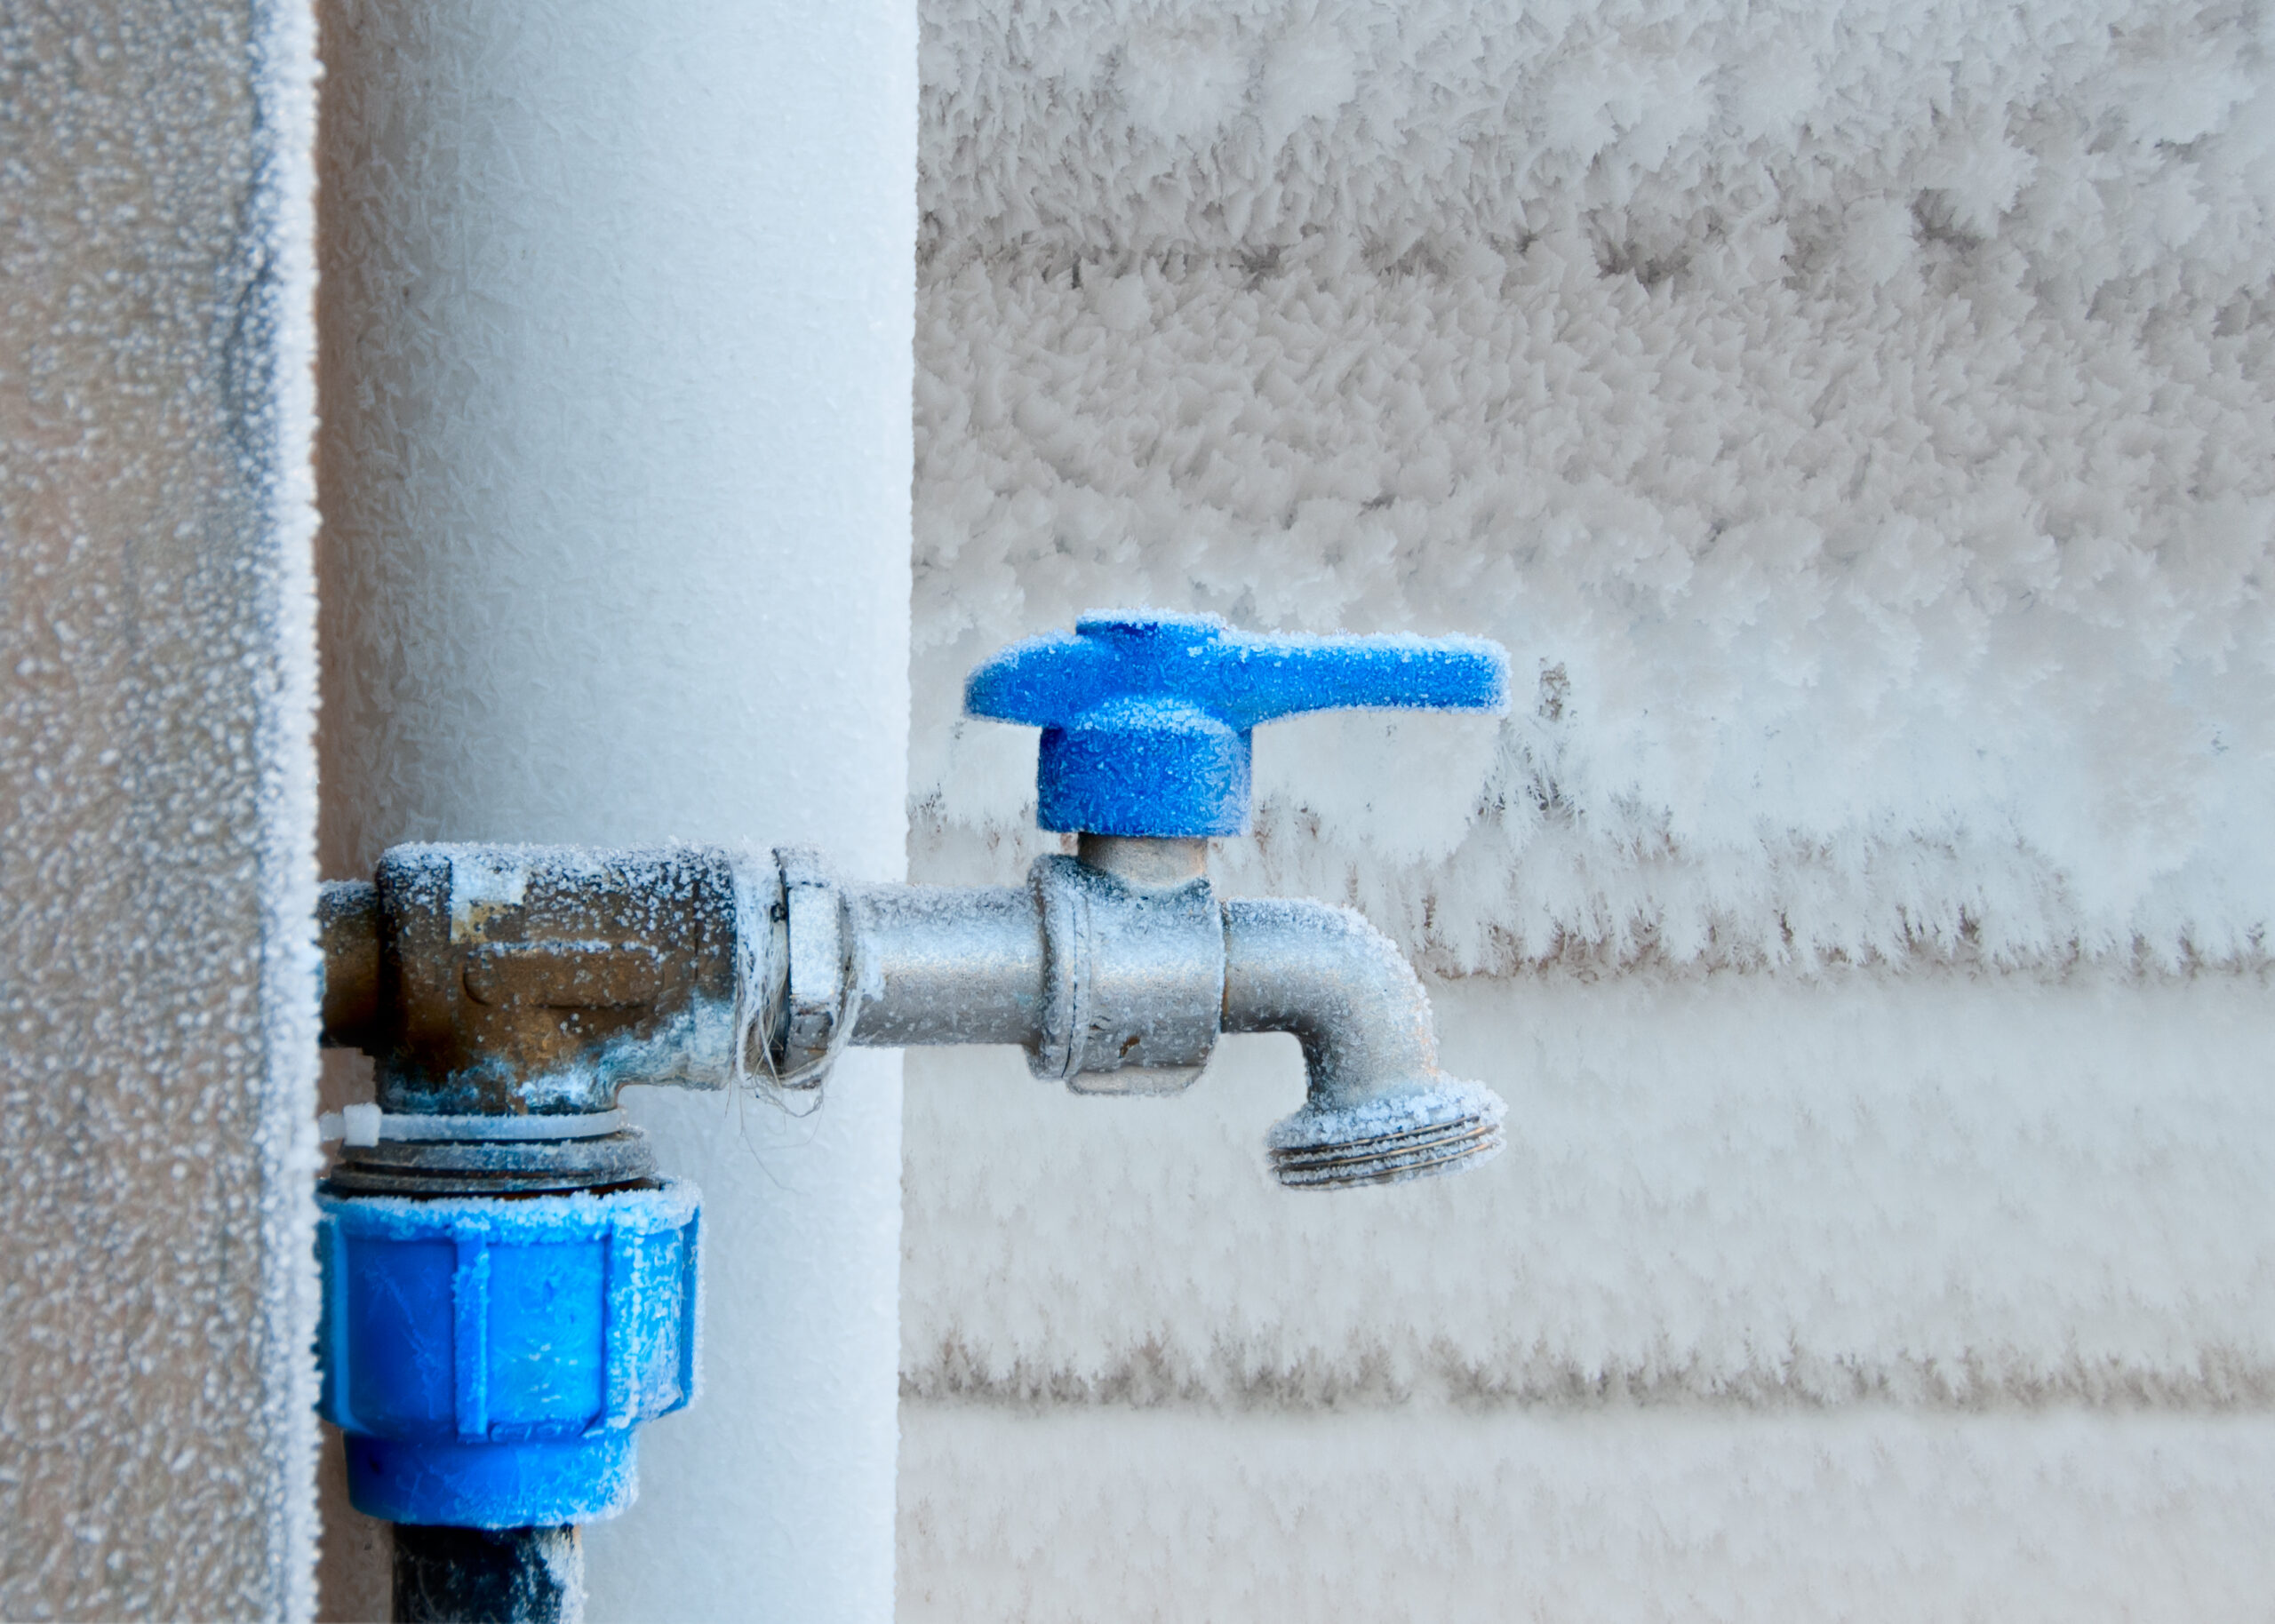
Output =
[
  {"x1": 964, "y1": 611, "x2": 1512, "y2": 837},
  {"x1": 316, "y1": 1180, "x2": 700, "y2": 1528}
]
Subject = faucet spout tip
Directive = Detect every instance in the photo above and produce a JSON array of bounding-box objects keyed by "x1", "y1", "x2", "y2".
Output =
[{"x1": 1265, "y1": 1076, "x2": 1506, "y2": 1190}]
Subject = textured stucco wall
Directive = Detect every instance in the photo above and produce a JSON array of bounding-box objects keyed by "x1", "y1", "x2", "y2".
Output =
[
  {"x1": 0, "y1": 2, "x2": 321, "y2": 1618},
  {"x1": 900, "y1": 0, "x2": 2275, "y2": 1613}
]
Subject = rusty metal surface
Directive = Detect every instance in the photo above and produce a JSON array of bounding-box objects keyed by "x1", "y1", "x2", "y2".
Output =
[
  {"x1": 332, "y1": 846, "x2": 754, "y2": 1117},
  {"x1": 320, "y1": 880, "x2": 383, "y2": 1050}
]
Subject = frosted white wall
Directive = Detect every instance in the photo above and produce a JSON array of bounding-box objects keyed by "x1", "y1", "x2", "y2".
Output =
[
  {"x1": 906, "y1": 973, "x2": 2275, "y2": 1410},
  {"x1": 315, "y1": 0, "x2": 914, "y2": 1618},
  {"x1": 0, "y1": 1, "x2": 322, "y2": 1618},
  {"x1": 904, "y1": 0, "x2": 2275, "y2": 1612},
  {"x1": 914, "y1": 0, "x2": 2275, "y2": 968},
  {"x1": 905, "y1": 1408, "x2": 2275, "y2": 1621}
]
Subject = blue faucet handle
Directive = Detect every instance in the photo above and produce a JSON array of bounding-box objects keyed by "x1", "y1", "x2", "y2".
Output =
[{"x1": 964, "y1": 610, "x2": 1511, "y2": 838}]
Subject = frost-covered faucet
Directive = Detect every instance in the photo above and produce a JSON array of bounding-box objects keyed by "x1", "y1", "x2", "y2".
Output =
[
  {"x1": 314, "y1": 611, "x2": 1509, "y2": 1616},
  {"x1": 953, "y1": 609, "x2": 1511, "y2": 1183}
]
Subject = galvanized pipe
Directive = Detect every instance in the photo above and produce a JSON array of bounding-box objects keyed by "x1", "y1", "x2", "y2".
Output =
[
  {"x1": 846, "y1": 884, "x2": 1042, "y2": 1047},
  {"x1": 844, "y1": 870, "x2": 1449, "y2": 1110}
]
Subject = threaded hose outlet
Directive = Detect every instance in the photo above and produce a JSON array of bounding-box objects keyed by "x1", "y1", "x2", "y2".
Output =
[{"x1": 1265, "y1": 1077, "x2": 1507, "y2": 1190}]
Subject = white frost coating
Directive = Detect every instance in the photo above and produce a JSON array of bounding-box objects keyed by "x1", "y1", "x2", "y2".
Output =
[
  {"x1": 251, "y1": 0, "x2": 325, "y2": 1612},
  {"x1": 317, "y1": 1108, "x2": 627, "y2": 1143},
  {"x1": 912, "y1": 0, "x2": 2275, "y2": 970},
  {"x1": 2, "y1": 0, "x2": 322, "y2": 1616},
  {"x1": 317, "y1": 1106, "x2": 637, "y2": 1143},
  {"x1": 315, "y1": 1, "x2": 914, "y2": 1620},
  {"x1": 387, "y1": 841, "x2": 751, "y2": 1100},
  {"x1": 446, "y1": 849, "x2": 531, "y2": 943},
  {"x1": 736, "y1": 848, "x2": 869, "y2": 1105},
  {"x1": 727, "y1": 849, "x2": 786, "y2": 1105},
  {"x1": 1263, "y1": 1073, "x2": 1505, "y2": 1150}
]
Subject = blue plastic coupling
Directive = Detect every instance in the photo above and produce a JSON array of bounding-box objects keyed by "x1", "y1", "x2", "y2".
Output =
[{"x1": 316, "y1": 1179, "x2": 700, "y2": 1529}]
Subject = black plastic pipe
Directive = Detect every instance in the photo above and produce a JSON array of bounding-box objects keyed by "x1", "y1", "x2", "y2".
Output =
[{"x1": 392, "y1": 1524, "x2": 583, "y2": 1624}]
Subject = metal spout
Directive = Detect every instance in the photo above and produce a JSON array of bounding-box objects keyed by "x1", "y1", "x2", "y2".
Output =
[{"x1": 1221, "y1": 898, "x2": 1506, "y2": 1190}]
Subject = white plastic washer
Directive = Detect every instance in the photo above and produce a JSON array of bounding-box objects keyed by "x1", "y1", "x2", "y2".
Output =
[{"x1": 321, "y1": 1106, "x2": 629, "y2": 1145}]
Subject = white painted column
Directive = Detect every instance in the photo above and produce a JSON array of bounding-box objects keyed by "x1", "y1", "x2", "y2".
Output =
[{"x1": 315, "y1": 1, "x2": 914, "y2": 1617}]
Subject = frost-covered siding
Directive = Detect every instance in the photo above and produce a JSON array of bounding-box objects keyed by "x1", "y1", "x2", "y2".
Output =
[
  {"x1": 913, "y1": 0, "x2": 2275, "y2": 967},
  {"x1": 903, "y1": 1408, "x2": 2275, "y2": 1620},
  {"x1": 903, "y1": 0, "x2": 2275, "y2": 1611},
  {"x1": 908, "y1": 975, "x2": 2275, "y2": 1412},
  {"x1": 0, "y1": 3, "x2": 321, "y2": 1619}
]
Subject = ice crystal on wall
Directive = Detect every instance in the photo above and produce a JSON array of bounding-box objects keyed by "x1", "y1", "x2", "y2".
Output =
[{"x1": 912, "y1": 0, "x2": 2275, "y2": 969}]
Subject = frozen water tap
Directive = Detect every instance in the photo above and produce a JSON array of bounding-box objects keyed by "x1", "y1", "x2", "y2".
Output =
[
  {"x1": 312, "y1": 609, "x2": 1513, "y2": 1564},
  {"x1": 960, "y1": 610, "x2": 1513, "y2": 1185}
]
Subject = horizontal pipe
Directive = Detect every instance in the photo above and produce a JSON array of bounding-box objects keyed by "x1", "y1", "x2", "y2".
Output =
[
  {"x1": 846, "y1": 883, "x2": 1043, "y2": 1047},
  {"x1": 316, "y1": 839, "x2": 1499, "y2": 1190}
]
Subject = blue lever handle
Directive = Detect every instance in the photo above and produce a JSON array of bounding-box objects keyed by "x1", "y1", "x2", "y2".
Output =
[{"x1": 965, "y1": 610, "x2": 1510, "y2": 837}]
